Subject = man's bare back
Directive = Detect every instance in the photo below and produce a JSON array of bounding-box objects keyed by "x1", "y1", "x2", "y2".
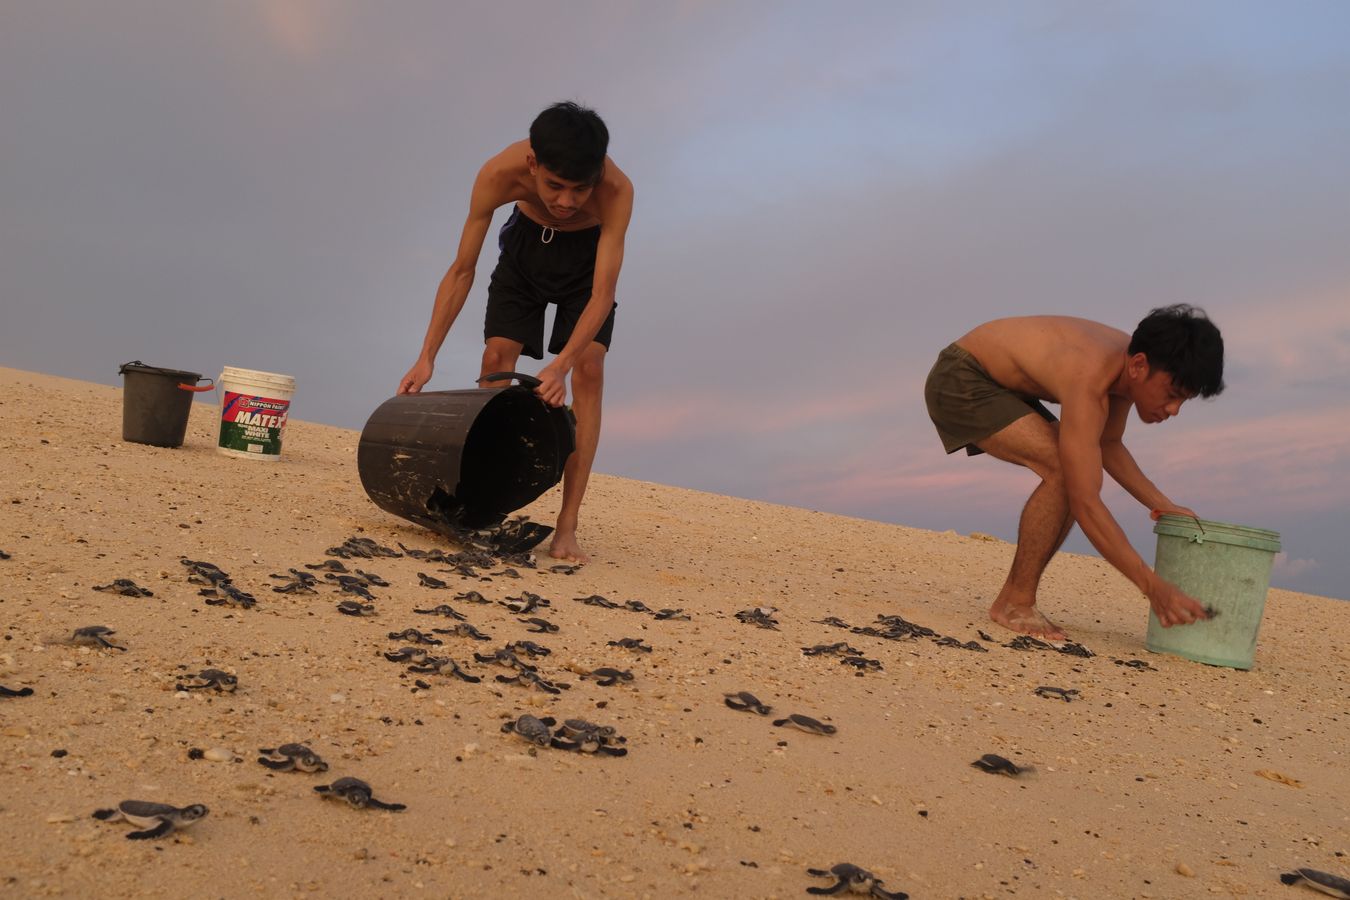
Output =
[{"x1": 956, "y1": 316, "x2": 1130, "y2": 407}]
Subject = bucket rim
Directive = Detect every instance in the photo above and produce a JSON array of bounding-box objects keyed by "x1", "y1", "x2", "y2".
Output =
[
  {"x1": 118, "y1": 360, "x2": 203, "y2": 381},
  {"x1": 1153, "y1": 514, "x2": 1281, "y2": 551},
  {"x1": 220, "y1": 366, "x2": 296, "y2": 388}
]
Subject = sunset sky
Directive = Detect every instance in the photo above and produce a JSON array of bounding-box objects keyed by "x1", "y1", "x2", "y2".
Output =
[{"x1": 3, "y1": 2, "x2": 1347, "y2": 598}]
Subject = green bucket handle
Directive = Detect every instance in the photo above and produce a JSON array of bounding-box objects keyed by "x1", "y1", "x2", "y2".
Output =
[{"x1": 1151, "y1": 508, "x2": 1207, "y2": 542}]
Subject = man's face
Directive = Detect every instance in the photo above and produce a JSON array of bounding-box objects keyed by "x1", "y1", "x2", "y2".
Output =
[
  {"x1": 1130, "y1": 357, "x2": 1193, "y2": 424},
  {"x1": 528, "y1": 158, "x2": 595, "y2": 220}
]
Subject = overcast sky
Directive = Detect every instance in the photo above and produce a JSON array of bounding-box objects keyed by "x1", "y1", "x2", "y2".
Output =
[{"x1": 3, "y1": 1, "x2": 1347, "y2": 599}]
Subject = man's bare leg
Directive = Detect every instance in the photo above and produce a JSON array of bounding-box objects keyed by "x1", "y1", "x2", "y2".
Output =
[
  {"x1": 549, "y1": 342, "x2": 606, "y2": 562},
  {"x1": 976, "y1": 414, "x2": 1072, "y2": 640}
]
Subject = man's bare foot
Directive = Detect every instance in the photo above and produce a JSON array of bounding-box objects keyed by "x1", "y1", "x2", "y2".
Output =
[
  {"x1": 990, "y1": 599, "x2": 1067, "y2": 640},
  {"x1": 549, "y1": 528, "x2": 588, "y2": 564}
]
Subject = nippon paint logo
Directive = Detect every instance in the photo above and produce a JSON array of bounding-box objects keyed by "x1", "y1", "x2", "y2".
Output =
[{"x1": 223, "y1": 392, "x2": 290, "y2": 428}]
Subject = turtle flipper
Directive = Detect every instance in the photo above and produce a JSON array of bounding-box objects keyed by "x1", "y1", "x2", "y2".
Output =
[
  {"x1": 550, "y1": 738, "x2": 580, "y2": 751},
  {"x1": 366, "y1": 798, "x2": 406, "y2": 812},
  {"x1": 870, "y1": 887, "x2": 909, "y2": 900},
  {"x1": 91, "y1": 808, "x2": 119, "y2": 821},
  {"x1": 452, "y1": 670, "x2": 481, "y2": 684},
  {"x1": 806, "y1": 882, "x2": 847, "y2": 896},
  {"x1": 256, "y1": 757, "x2": 294, "y2": 770},
  {"x1": 126, "y1": 818, "x2": 173, "y2": 840},
  {"x1": 598, "y1": 745, "x2": 628, "y2": 757},
  {"x1": 0, "y1": 685, "x2": 34, "y2": 697}
]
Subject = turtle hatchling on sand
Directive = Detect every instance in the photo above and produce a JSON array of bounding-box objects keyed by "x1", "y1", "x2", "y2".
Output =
[
  {"x1": 802, "y1": 642, "x2": 862, "y2": 657},
  {"x1": 93, "y1": 579, "x2": 154, "y2": 598},
  {"x1": 773, "y1": 714, "x2": 837, "y2": 735},
  {"x1": 607, "y1": 637, "x2": 652, "y2": 653},
  {"x1": 412, "y1": 603, "x2": 466, "y2": 620},
  {"x1": 933, "y1": 636, "x2": 988, "y2": 652},
  {"x1": 304, "y1": 559, "x2": 348, "y2": 573},
  {"x1": 175, "y1": 668, "x2": 238, "y2": 693},
  {"x1": 1280, "y1": 868, "x2": 1350, "y2": 898},
  {"x1": 652, "y1": 608, "x2": 690, "y2": 621},
  {"x1": 623, "y1": 599, "x2": 652, "y2": 613},
  {"x1": 724, "y1": 691, "x2": 772, "y2": 715},
  {"x1": 575, "y1": 594, "x2": 621, "y2": 609},
  {"x1": 257, "y1": 743, "x2": 329, "y2": 773},
  {"x1": 455, "y1": 590, "x2": 493, "y2": 605},
  {"x1": 548, "y1": 563, "x2": 580, "y2": 575},
  {"x1": 501, "y1": 592, "x2": 550, "y2": 614},
  {"x1": 330, "y1": 579, "x2": 376, "y2": 602},
  {"x1": 840, "y1": 655, "x2": 883, "y2": 672},
  {"x1": 806, "y1": 862, "x2": 909, "y2": 898},
  {"x1": 314, "y1": 777, "x2": 405, "y2": 811},
  {"x1": 417, "y1": 572, "x2": 450, "y2": 590},
  {"x1": 1114, "y1": 658, "x2": 1157, "y2": 671},
  {"x1": 505, "y1": 640, "x2": 552, "y2": 658},
  {"x1": 518, "y1": 617, "x2": 559, "y2": 634},
  {"x1": 551, "y1": 719, "x2": 627, "y2": 756},
  {"x1": 473, "y1": 647, "x2": 536, "y2": 672},
  {"x1": 812, "y1": 616, "x2": 851, "y2": 629},
  {"x1": 336, "y1": 600, "x2": 377, "y2": 617},
  {"x1": 200, "y1": 583, "x2": 258, "y2": 609},
  {"x1": 735, "y1": 607, "x2": 780, "y2": 629},
  {"x1": 92, "y1": 800, "x2": 209, "y2": 840},
  {"x1": 406, "y1": 656, "x2": 481, "y2": 682},
  {"x1": 495, "y1": 670, "x2": 569, "y2": 694},
  {"x1": 501, "y1": 714, "x2": 557, "y2": 747},
  {"x1": 971, "y1": 753, "x2": 1024, "y2": 776},
  {"x1": 71, "y1": 625, "x2": 127, "y2": 651},
  {"x1": 270, "y1": 570, "x2": 319, "y2": 595},
  {"x1": 181, "y1": 558, "x2": 231, "y2": 586},
  {"x1": 580, "y1": 667, "x2": 634, "y2": 687},
  {"x1": 432, "y1": 622, "x2": 492, "y2": 641},
  {"x1": 383, "y1": 647, "x2": 432, "y2": 664},
  {"x1": 386, "y1": 628, "x2": 443, "y2": 646},
  {"x1": 1034, "y1": 685, "x2": 1080, "y2": 702}
]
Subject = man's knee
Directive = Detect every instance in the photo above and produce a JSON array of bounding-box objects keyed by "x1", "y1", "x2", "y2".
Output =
[
  {"x1": 481, "y1": 342, "x2": 520, "y2": 374},
  {"x1": 571, "y1": 350, "x2": 606, "y2": 393}
]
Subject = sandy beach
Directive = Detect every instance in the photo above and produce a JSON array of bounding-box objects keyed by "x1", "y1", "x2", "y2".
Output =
[{"x1": 1, "y1": 365, "x2": 1345, "y2": 899}]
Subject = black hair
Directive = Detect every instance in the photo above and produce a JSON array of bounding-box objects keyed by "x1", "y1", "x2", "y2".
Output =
[
  {"x1": 529, "y1": 101, "x2": 609, "y2": 184},
  {"x1": 1128, "y1": 304, "x2": 1225, "y2": 397}
]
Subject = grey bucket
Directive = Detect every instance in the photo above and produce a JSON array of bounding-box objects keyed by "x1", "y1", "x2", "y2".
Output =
[
  {"x1": 117, "y1": 361, "x2": 214, "y2": 448},
  {"x1": 1145, "y1": 515, "x2": 1282, "y2": 669}
]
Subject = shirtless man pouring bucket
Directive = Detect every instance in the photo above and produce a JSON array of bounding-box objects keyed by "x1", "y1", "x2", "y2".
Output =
[
  {"x1": 399, "y1": 101, "x2": 633, "y2": 563},
  {"x1": 924, "y1": 305, "x2": 1225, "y2": 639}
]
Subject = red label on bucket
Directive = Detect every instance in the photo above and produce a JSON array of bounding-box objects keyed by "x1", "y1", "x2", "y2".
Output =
[{"x1": 219, "y1": 392, "x2": 290, "y2": 455}]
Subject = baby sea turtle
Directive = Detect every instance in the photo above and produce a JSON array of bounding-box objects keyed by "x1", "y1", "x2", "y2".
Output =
[
  {"x1": 181, "y1": 558, "x2": 231, "y2": 585},
  {"x1": 501, "y1": 714, "x2": 557, "y2": 747},
  {"x1": 257, "y1": 743, "x2": 329, "y2": 773},
  {"x1": 623, "y1": 599, "x2": 652, "y2": 613},
  {"x1": 331, "y1": 580, "x2": 376, "y2": 601},
  {"x1": 495, "y1": 671, "x2": 569, "y2": 694},
  {"x1": 270, "y1": 570, "x2": 319, "y2": 594},
  {"x1": 355, "y1": 569, "x2": 390, "y2": 587},
  {"x1": 933, "y1": 636, "x2": 988, "y2": 652},
  {"x1": 1280, "y1": 868, "x2": 1350, "y2": 898},
  {"x1": 71, "y1": 625, "x2": 126, "y2": 651},
  {"x1": 386, "y1": 628, "x2": 443, "y2": 646},
  {"x1": 871, "y1": 614, "x2": 937, "y2": 639},
  {"x1": 576, "y1": 594, "x2": 621, "y2": 609},
  {"x1": 840, "y1": 656, "x2": 883, "y2": 672},
  {"x1": 607, "y1": 637, "x2": 652, "y2": 653},
  {"x1": 417, "y1": 572, "x2": 450, "y2": 589},
  {"x1": 336, "y1": 600, "x2": 376, "y2": 617},
  {"x1": 200, "y1": 583, "x2": 257, "y2": 609},
  {"x1": 549, "y1": 564, "x2": 580, "y2": 575},
  {"x1": 305, "y1": 559, "x2": 348, "y2": 572},
  {"x1": 0, "y1": 549, "x2": 10, "y2": 559},
  {"x1": 724, "y1": 691, "x2": 772, "y2": 715},
  {"x1": 1114, "y1": 658, "x2": 1157, "y2": 671},
  {"x1": 455, "y1": 590, "x2": 493, "y2": 604},
  {"x1": 735, "y1": 607, "x2": 780, "y2": 629},
  {"x1": 406, "y1": 656, "x2": 481, "y2": 682},
  {"x1": 518, "y1": 617, "x2": 559, "y2": 634},
  {"x1": 970, "y1": 753, "x2": 1023, "y2": 776},
  {"x1": 802, "y1": 642, "x2": 862, "y2": 657},
  {"x1": 551, "y1": 720, "x2": 627, "y2": 756},
  {"x1": 93, "y1": 579, "x2": 154, "y2": 597},
  {"x1": 314, "y1": 777, "x2": 405, "y2": 811},
  {"x1": 806, "y1": 863, "x2": 908, "y2": 899},
  {"x1": 505, "y1": 640, "x2": 551, "y2": 658},
  {"x1": 432, "y1": 622, "x2": 492, "y2": 641},
  {"x1": 773, "y1": 713, "x2": 837, "y2": 735},
  {"x1": 383, "y1": 647, "x2": 432, "y2": 664},
  {"x1": 412, "y1": 603, "x2": 466, "y2": 620},
  {"x1": 652, "y1": 608, "x2": 690, "y2": 620},
  {"x1": 0, "y1": 684, "x2": 34, "y2": 698},
  {"x1": 175, "y1": 668, "x2": 238, "y2": 693},
  {"x1": 581, "y1": 667, "x2": 634, "y2": 687},
  {"x1": 494, "y1": 566, "x2": 522, "y2": 579},
  {"x1": 473, "y1": 647, "x2": 536, "y2": 672},
  {"x1": 92, "y1": 800, "x2": 209, "y2": 840},
  {"x1": 813, "y1": 616, "x2": 851, "y2": 628},
  {"x1": 1034, "y1": 686, "x2": 1079, "y2": 702}
]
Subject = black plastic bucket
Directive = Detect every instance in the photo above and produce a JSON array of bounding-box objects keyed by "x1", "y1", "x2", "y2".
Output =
[
  {"x1": 118, "y1": 361, "x2": 214, "y2": 448},
  {"x1": 357, "y1": 372, "x2": 576, "y2": 533}
]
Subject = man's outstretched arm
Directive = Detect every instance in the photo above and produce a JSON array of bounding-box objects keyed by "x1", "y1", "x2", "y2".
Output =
[
  {"x1": 1060, "y1": 392, "x2": 1207, "y2": 626},
  {"x1": 398, "y1": 168, "x2": 499, "y2": 394},
  {"x1": 1099, "y1": 396, "x2": 1195, "y2": 517}
]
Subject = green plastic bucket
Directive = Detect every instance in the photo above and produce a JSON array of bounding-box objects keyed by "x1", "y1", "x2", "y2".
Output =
[{"x1": 1145, "y1": 515, "x2": 1281, "y2": 669}]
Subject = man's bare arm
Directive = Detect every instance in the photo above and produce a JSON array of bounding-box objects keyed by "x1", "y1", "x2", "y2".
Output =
[
  {"x1": 398, "y1": 167, "x2": 500, "y2": 394},
  {"x1": 1061, "y1": 391, "x2": 1207, "y2": 626},
  {"x1": 1099, "y1": 396, "x2": 1173, "y2": 510}
]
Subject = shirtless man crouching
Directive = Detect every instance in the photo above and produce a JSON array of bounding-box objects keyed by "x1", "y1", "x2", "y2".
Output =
[{"x1": 924, "y1": 305, "x2": 1225, "y2": 639}]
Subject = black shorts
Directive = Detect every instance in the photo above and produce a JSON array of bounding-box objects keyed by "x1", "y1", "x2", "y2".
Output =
[{"x1": 483, "y1": 206, "x2": 617, "y2": 360}]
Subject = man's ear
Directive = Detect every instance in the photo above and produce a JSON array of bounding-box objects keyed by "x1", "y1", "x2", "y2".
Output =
[
  {"x1": 525, "y1": 151, "x2": 537, "y2": 174},
  {"x1": 1126, "y1": 352, "x2": 1151, "y2": 381}
]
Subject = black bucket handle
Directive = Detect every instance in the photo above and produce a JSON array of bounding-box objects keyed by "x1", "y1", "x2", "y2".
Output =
[{"x1": 478, "y1": 371, "x2": 541, "y2": 389}]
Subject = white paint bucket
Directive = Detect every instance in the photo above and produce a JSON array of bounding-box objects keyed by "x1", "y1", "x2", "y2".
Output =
[{"x1": 216, "y1": 367, "x2": 296, "y2": 460}]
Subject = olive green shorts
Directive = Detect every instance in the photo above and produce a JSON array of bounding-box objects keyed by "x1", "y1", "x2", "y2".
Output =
[{"x1": 924, "y1": 343, "x2": 1058, "y2": 456}]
